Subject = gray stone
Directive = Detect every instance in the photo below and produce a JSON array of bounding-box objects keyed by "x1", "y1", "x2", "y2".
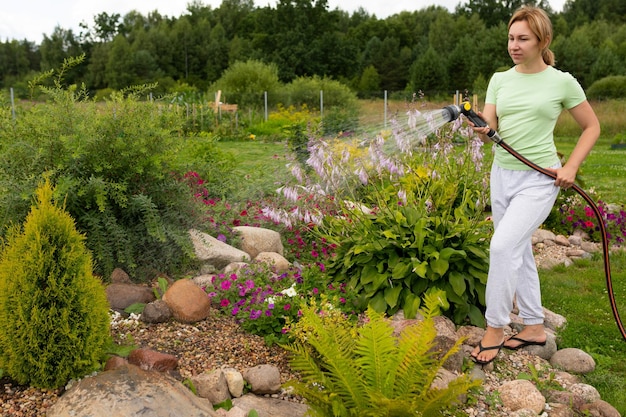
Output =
[
  {"x1": 232, "y1": 394, "x2": 309, "y2": 417},
  {"x1": 189, "y1": 229, "x2": 250, "y2": 270},
  {"x1": 141, "y1": 299, "x2": 172, "y2": 323},
  {"x1": 47, "y1": 364, "x2": 218, "y2": 417},
  {"x1": 192, "y1": 369, "x2": 232, "y2": 405},
  {"x1": 498, "y1": 379, "x2": 545, "y2": 413},
  {"x1": 254, "y1": 252, "x2": 290, "y2": 273},
  {"x1": 233, "y1": 226, "x2": 284, "y2": 258},
  {"x1": 243, "y1": 364, "x2": 281, "y2": 395},
  {"x1": 550, "y1": 348, "x2": 596, "y2": 374},
  {"x1": 105, "y1": 283, "x2": 155, "y2": 311}
]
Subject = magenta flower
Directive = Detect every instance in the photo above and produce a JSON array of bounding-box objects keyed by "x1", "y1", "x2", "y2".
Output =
[
  {"x1": 221, "y1": 281, "x2": 231, "y2": 291},
  {"x1": 220, "y1": 299, "x2": 230, "y2": 307}
]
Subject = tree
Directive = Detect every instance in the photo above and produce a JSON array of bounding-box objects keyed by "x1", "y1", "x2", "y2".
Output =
[{"x1": 0, "y1": 180, "x2": 110, "y2": 389}]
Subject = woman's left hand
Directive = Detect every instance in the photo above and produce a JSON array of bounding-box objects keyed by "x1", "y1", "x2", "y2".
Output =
[{"x1": 545, "y1": 166, "x2": 577, "y2": 189}]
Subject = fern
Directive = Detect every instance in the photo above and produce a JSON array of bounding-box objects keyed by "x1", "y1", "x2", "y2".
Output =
[{"x1": 283, "y1": 291, "x2": 480, "y2": 416}]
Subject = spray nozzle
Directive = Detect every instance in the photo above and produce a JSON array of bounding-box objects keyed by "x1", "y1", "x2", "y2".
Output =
[{"x1": 441, "y1": 102, "x2": 502, "y2": 143}]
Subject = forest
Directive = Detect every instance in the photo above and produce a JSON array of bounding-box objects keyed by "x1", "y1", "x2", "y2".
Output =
[{"x1": 2, "y1": 0, "x2": 626, "y2": 99}]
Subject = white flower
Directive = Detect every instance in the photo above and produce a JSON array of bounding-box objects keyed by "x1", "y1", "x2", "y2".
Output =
[{"x1": 281, "y1": 283, "x2": 298, "y2": 297}]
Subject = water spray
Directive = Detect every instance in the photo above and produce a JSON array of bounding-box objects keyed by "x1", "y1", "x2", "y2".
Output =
[{"x1": 443, "y1": 101, "x2": 626, "y2": 342}]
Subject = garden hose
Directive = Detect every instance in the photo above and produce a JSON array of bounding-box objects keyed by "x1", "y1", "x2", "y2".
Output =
[{"x1": 442, "y1": 102, "x2": 626, "y2": 342}]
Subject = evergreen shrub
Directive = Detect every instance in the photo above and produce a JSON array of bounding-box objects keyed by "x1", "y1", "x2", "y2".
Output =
[{"x1": 0, "y1": 180, "x2": 110, "y2": 389}]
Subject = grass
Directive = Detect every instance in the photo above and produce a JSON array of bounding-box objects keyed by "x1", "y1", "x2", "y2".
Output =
[
  {"x1": 540, "y1": 251, "x2": 626, "y2": 414},
  {"x1": 219, "y1": 99, "x2": 626, "y2": 413}
]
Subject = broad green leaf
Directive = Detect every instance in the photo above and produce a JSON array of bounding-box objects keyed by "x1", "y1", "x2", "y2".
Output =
[
  {"x1": 384, "y1": 285, "x2": 402, "y2": 308},
  {"x1": 448, "y1": 271, "x2": 466, "y2": 296},
  {"x1": 430, "y1": 258, "x2": 449, "y2": 276},
  {"x1": 369, "y1": 293, "x2": 387, "y2": 312},
  {"x1": 412, "y1": 260, "x2": 428, "y2": 278},
  {"x1": 403, "y1": 292, "x2": 421, "y2": 319},
  {"x1": 391, "y1": 262, "x2": 411, "y2": 279}
]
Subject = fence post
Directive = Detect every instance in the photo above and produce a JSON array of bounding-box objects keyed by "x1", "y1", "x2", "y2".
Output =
[
  {"x1": 10, "y1": 87, "x2": 16, "y2": 121},
  {"x1": 384, "y1": 90, "x2": 388, "y2": 128}
]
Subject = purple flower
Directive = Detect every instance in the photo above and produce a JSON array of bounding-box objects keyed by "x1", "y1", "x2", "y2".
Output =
[
  {"x1": 250, "y1": 310, "x2": 262, "y2": 320},
  {"x1": 217, "y1": 234, "x2": 227, "y2": 242},
  {"x1": 221, "y1": 281, "x2": 231, "y2": 291}
]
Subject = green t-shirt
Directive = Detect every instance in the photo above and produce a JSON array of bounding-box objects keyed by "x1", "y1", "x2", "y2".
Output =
[{"x1": 485, "y1": 66, "x2": 586, "y2": 170}]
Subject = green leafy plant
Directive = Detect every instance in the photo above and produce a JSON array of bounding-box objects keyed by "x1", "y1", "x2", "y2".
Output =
[
  {"x1": 0, "y1": 180, "x2": 110, "y2": 389},
  {"x1": 0, "y1": 58, "x2": 205, "y2": 280},
  {"x1": 518, "y1": 363, "x2": 564, "y2": 394},
  {"x1": 154, "y1": 276, "x2": 169, "y2": 299},
  {"x1": 265, "y1": 114, "x2": 491, "y2": 325},
  {"x1": 282, "y1": 289, "x2": 480, "y2": 417}
]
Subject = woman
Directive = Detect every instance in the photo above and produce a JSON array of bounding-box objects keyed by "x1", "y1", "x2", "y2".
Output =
[{"x1": 470, "y1": 5, "x2": 600, "y2": 365}]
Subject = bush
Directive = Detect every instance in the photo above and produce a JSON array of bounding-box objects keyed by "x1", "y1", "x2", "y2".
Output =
[
  {"x1": 0, "y1": 59, "x2": 204, "y2": 279},
  {"x1": 285, "y1": 76, "x2": 360, "y2": 134},
  {"x1": 0, "y1": 180, "x2": 110, "y2": 389},
  {"x1": 587, "y1": 75, "x2": 626, "y2": 100}
]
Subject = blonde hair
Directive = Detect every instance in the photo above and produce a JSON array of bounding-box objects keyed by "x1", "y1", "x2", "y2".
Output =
[{"x1": 509, "y1": 5, "x2": 555, "y2": 66}]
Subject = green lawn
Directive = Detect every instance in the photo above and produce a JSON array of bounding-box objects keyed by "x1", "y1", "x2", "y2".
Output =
[{"x1": 557, "y1": 139, "x2": 626, "y2": 205}]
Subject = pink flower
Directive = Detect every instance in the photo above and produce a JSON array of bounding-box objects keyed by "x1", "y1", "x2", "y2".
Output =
[
  {"x1": 220, "y1": 299, "x2": 230, "y2": 307},
  {"x1": 221, "y1": 281, "x2": 231, "y2": 291}
]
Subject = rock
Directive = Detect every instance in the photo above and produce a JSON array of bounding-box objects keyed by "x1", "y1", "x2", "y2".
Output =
[
  {"x1": 233, "y1": 226, "x2": 284, "y2": 258},
  {"x1": 192, "y1": 369, "x2": 232, "y2": 405},
  {"x1": 545, "y1": 403, "x2": 576, "y2": 417},
  {"x1": 533, "y1": 229, "x2": 556, "y2": 244},
  {"x1": 243, "y1": 364, "x2": 281, "y2": 395},
  {"x1": 550, "y1": 348, "x2": 596, "y2": 374},
  {"x1": 104, "y1": 355, "x2": 128, "y2": 371},
  {"x1": 580, "y1": 399, "x2": 622, "y2": 417},
  {"x1": 141, "y1": 299, "x2": 173, "y2": 323},
  {"x1": 105, "y1": 283, "x2": 156, "y2": 311},
  {"x1": 189, "y1": 229, "x2": 250, "y2": 270},
  {"x1": 254, "y1": 252, "x2": 290, "y2": 273},
  {"x1": 581, "y1": 241, "x2": 599, "y2": 253},
  {"x1": 432, "y1": 315, "x2": 464, "y2": 372},
  {"x1": 110, "y1": 267, "x2": 132, "y2": 283},
  {"x1": 222, "y1": 367, "x2": 245, "y2": 398},
  {"x1": 163, "y1": 278, "x2": 212, "y2": 323},
  {"x1": 544, "y1": 308, "x2": 567, "y2": 331},
  {"x1": 555, "y1": 235, "x2": 571, "y2": 246},
  {"x1": 232, "y1": 394, "x2": 309, "y2": 417},
  {"x1": 223, "y1": 262, "x2": 250, "y2": 275},
  {"x1": 498, "y1": 380, "x2": 545, "y2": 413},
  {"x1": 47, "y1": 364, "x2": 218, "y2": 417},
  {"x1": 128, "y1": 348, "x2": 178, "y2": 372},
  {"x1": 568, "y1": 235, "x2": 582, "y2": 246},
  {"x1": 569, "y1": 383, "x2": 601, "y2": 403}
]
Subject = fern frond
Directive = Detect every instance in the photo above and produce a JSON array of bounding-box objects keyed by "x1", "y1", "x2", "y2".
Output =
[
  {"x1": 416, "y1": 375, "x2": 480, "y2": 417},
  {"x1": 390, "y1": 318, "x2": 438, "y2": 397},
  {"x1": 354, "y1": 307, "x2": 398, "y2": 396}
]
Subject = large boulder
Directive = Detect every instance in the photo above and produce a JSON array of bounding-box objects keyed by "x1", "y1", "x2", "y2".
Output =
[
  {"x1": 233, "y1": 226, "x2": 284, "y2": 258},
  {"x1": 189, "y1": 229, "x2": 250, "y2": 270},
  {"x1": 48, "y1": 364, "x2": 219, "y2": 417},
  {"x1": 162, "y1": 279, "x2": 211, "y2": 323}
]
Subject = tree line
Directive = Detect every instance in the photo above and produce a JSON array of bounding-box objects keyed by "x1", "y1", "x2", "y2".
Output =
[{"x1": 1, "y1": 0, "x2": 626, "y2": 100}]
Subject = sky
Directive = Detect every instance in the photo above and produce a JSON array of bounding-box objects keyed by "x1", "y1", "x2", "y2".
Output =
[{"x1": 1, "y1": 0, "x2": 567, "y2": 44}]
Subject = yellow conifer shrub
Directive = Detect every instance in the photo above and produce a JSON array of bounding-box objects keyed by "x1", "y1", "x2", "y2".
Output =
[{"x1": 0, "y1": 180, "x2": 110, "y2": 388}]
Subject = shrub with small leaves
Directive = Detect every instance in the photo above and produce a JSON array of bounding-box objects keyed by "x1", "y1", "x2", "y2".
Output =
[{"x1": 0, "y1": 180, "x2": 110, "y2": 389}]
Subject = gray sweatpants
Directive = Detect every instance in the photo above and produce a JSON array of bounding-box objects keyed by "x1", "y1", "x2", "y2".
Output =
[{"x1": 485, "y1": 163, "x2": 560, "y2": 328}]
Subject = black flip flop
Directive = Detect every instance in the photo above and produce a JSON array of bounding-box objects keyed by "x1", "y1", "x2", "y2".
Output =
[
  {"x1": 471, "y1": 341, "x2": 504, "y2": 365},
  {"x1": 503, "y1": 336, "x2": 547, "y2": 351}
]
